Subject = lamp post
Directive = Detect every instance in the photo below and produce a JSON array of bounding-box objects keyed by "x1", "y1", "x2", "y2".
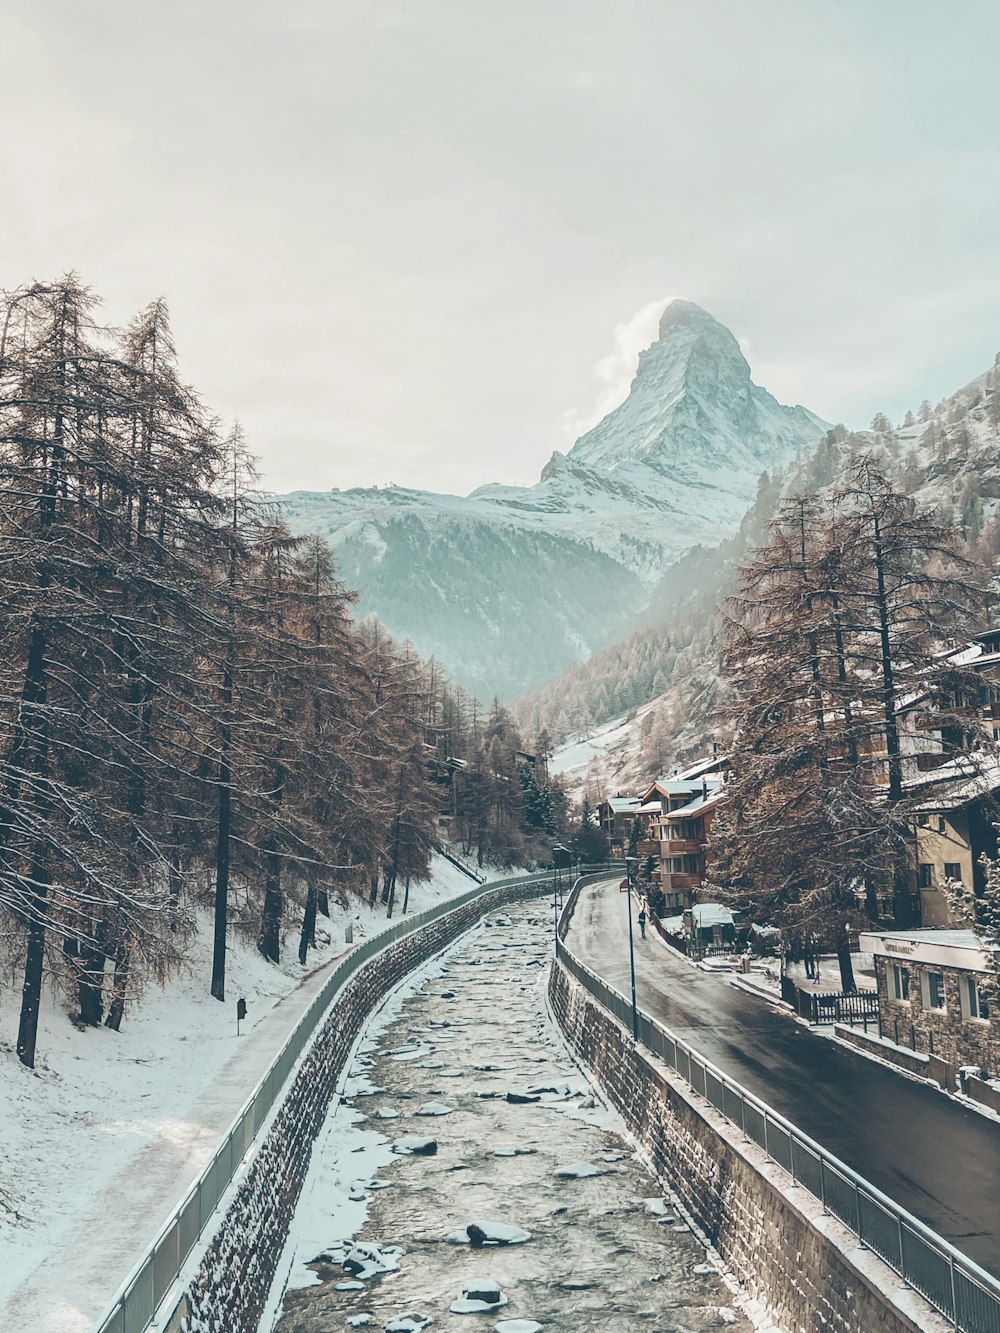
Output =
[{"x1": 624, "y1": 856, "x2": 639, "y2": 1041}]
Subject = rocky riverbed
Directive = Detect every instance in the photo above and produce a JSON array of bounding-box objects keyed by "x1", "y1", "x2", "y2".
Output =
[{"x1": 269, "y1": 904, "x2": 753, "y2": 1332}]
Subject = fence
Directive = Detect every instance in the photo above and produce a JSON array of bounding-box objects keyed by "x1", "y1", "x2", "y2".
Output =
[
  {"x1": 782, "y1": 975, "x2": 881, "y2": 1027},
  {"x1": 95, "y1": 863, "x2": 620, "y2": 1333},
  {"x1": 555, "y1": 878, "x2": 1000, "y2": 1333}
]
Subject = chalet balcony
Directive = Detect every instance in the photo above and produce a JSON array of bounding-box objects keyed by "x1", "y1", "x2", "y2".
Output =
[
  {"x1": 637, "y1": 838, "x2": 704, "y2": 859},
  {"x1": 660, "y1": 837, "x2": 703, "y2": 856},
  {"x1": 661, "y1": 872, "x2": 701, "y2": 892}
]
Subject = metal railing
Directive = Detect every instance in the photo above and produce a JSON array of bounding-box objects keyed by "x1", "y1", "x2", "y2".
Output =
[
  {"x1": 555, "y1": 877, "x2": 1000, "y2": 1333},
  {"x1": 94, "y1": 863, "x2": 620, "y2": 1333}
]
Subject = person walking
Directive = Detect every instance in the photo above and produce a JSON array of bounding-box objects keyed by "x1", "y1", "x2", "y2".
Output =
[{"x1": 637, "y1": 907, "x2": 647, "y2": 940}]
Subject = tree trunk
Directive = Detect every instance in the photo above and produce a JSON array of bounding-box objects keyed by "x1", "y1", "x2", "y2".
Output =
[
  {"x1": 105, "y1": 943, "x2": 130, "y2": 1031},
  {"x1": 299, "y1": 885, "x2": 318, "y2": 965},
  {"x1": 259, "y1": 845, "x2": 283, "y2": 963},
  {"x1": 78, "y1": 914, "x2": 108, "y2": 1027},
  {"x1": 871, "y1": 514, "x2": 903, "y2": 802},
  {"x1": 317, "y1": 888, "x2": 330, "y2": 917},
  {"x1": 17, "y1": 847, "x2": 52, "y2": 1069},
  {"x1": 402, "y1": 876, "x2": 410, "y2": 914},
  {"x1": 211, "y1": 718, "x2": 232, "y2": 1001},
  {"x1": 837, "y1": 936, "x2": 857, "y2": 993}
]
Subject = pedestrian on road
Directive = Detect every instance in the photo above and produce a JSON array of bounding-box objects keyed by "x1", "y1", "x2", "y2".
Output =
[{"x1": 637, "y1": 907, "x2": 647, "y2": 939}]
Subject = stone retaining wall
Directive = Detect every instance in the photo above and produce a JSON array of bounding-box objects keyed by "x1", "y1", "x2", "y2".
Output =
[
  {"x1": 184, "y1": 882, "x2": 547, "y2": 1333},
  {"x1": 835, "y1": 1023, "x2": 957, "y2": 1090},
  {"x1": 549, "y1": 959, "x2": 948, "y2": 1333}
]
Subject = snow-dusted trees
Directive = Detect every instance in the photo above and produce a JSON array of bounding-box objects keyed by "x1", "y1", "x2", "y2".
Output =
[
  {"x1": 711, "y1": 458, "x2": 992, "y2": 985},
  {"x1": 0, "y1": 277, "x2": 487, "y2": 1066},
  {"x1": 0, "y1": 280, "x2": 235, "y2": 1062}
]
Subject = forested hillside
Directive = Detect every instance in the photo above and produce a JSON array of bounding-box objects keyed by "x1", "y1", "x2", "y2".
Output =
[{"x1": 0, "y1": 278, "x2": 566, "y2": 1073}]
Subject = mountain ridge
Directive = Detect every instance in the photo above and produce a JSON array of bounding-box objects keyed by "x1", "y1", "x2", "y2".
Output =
[{"x1": 278, "y1": 300, "x2": 829, "y2": 699}]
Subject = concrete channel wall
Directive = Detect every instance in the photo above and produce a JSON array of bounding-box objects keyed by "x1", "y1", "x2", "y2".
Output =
[
  {"x1": 165, "y1": 873, "x2": 597, "y2": 1333},
  {"x1": 549, "y1": 958, "x2": 952, "y2": 1333}
]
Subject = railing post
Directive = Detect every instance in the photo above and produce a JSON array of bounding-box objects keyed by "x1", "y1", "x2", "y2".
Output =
[
  {"x1": 763, "y1": 1112, "x2": 771, "y2": 1162},
  {"x1": 950, "y1": 1252, "x2": 958, "y2": 1328},
  {"x1": 898, "y1": 1215, "x2": 908, "y2": 1286},
  {"x1": 855, "y1": 1182, "x2": 867, "y2": 1249}
]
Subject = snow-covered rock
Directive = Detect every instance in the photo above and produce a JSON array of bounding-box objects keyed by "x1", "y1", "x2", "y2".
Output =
[
  {"x1": 414, "y1": 1101, "x2": 454, "y2": 1117},
  {"x1": 445, "y1": 1219, "x2": 532, "y2": 1246},
  {"x1": 553, "y1": 1161, "x2": 602, "y2": 1179},
  {"x1": 450, "y1": 1279, "x2": 508, "y2": 1314},
  {"x1": 391, "y1": 1136, "x2": 438, "y2": 1156},
  {"x1": 342, "y1": 1241, "x2": 404, "y2": 1280},
  {"x1": 384, "y1": 1314, "x2": 434, "y2": 1332}
]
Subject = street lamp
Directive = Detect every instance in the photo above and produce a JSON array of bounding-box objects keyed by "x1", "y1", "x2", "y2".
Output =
[
  {"x1": 624, "y1": 856, "x2": 639, "y2": 1041},
  {"x1": 552, "y1": 844, "x2": 571, "y2": 954}
]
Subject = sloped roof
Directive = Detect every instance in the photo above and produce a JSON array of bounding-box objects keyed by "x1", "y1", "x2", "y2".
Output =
[
  {"x1": 676, "y1": 753, "x2": 729, "y2": 780},
  {"x1": 664, "y1": 787, "x2": 726, "y2": 819},
  {"x1": 607, "y1": 796, "x2": 642, "y2": 814}
]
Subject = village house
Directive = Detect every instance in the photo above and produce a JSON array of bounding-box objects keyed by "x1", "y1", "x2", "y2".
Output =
[
  {"x1": 597, "y1": 794, "x2": 643, "y2": 857},
  {"x1": 636, "y1": 755, "x2": 727, "y2": 913},
  {"x1": 860, "y1": 925, "x2": 1000, "y2": 1079}
]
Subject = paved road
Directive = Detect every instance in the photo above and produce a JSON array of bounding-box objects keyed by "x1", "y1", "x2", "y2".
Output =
[{"x1": 565, "y1": 878, "x2": 1000, "y2": 1275}]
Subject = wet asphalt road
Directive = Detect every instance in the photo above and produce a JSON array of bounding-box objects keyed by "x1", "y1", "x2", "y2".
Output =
[{"x1": 565, "y1": 879, "x2": 1000, "y2": 1275}]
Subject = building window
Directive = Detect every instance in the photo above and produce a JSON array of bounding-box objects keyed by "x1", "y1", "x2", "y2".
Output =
[
  {"x1": 923, "y1": 971, "x2": 946, "y2": 1011},
  {"x1": 944, "y1": 863, "x2": 962, "y2": 883},
  {"x1": 891, "y1": 964, "x2": 910, "y2": 1002},
  {"x1": 917, "y1": 863, "x2": 935, "y2": 888},
  {"x1": 938, "y1": 816, "x2": 946, "y2": 833},
  {"x1": 963, "y1": 976, "x2": 989, "y2": 1022}
]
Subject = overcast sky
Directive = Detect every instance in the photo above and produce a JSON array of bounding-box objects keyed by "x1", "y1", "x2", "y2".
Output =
[{"x1": 4, "y1": 1, "x2": 1000, "y2": 495}]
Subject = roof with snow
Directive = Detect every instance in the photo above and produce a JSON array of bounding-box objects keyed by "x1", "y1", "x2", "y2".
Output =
[
  {"x1": 606, "y1": 796, "x2": 642, "y2": 814},
  {"x1": 664, "y1": 788, "x2": 726, "y2": 819},
  {"x1": 638, "y1": 800, "x2": 662, "y2": 814},
  {"x1": 676, "y1": 753, "x2": 729, "y2": 780},
  {"x1": 688, "y1": 903, "x2": 737, "y2": 928},
  {"x1": 859, "y1": 926, "x2": 998, "y2": 971},
  {"x1": 867, "y1": 928, "x2": 982, "y2": 949},
  {"x1": 645, "y1": 775, "x2": 724, "y2": 798},
  {"x1": 912, "y1": 754, "x2": 1000, "y2": 811}
]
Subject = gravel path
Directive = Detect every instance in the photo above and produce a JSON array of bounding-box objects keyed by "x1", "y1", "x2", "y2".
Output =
[{"x1": 271, "y1": 903, "x2": 753, "y2": 1332}]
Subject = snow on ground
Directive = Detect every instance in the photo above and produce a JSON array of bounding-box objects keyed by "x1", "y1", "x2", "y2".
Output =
[
  {"x1": 550, "y1": 706, "x2": 657, "y2": 803},
  {"x1": 0, "y1": 853, "x2": 507, "y2": 1332},
  {"x1": 550, "y1": 713, "x2": 630, "y2": 777}
]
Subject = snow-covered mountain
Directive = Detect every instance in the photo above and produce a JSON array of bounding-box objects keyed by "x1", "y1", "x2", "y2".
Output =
[
  {"x1": 524, "y1": 348, "x2": 1000, "y2": 797},
  {"x1": 279, "y1": 301, "x2": 828, "y2": 699}
]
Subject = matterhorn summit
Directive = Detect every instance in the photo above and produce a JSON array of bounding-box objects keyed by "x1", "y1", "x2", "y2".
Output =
[
  {"x1": 278, "y1": 302, "x2": 829, "y2": 699},
  {"x1": 568, "y1": 298, "x2": 826, "y2": 481}
]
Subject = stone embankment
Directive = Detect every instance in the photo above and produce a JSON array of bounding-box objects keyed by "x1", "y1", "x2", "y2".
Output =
[{"x1": 549, "y1": 955, "x2": 951, "y2": 1333}]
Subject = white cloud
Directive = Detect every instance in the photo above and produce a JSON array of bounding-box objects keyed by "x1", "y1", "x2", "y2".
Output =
[{"x1": 562, "y1": 296, "x2": 675, "y2": 443}]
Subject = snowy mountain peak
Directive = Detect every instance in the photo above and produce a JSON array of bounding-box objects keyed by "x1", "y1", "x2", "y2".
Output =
[
  {"x1": 566, "y1": 301, "x2": 825, "y2": 480},
  {"x1": 656, "y1": 296, "x2": 734, "y2": 340}
]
